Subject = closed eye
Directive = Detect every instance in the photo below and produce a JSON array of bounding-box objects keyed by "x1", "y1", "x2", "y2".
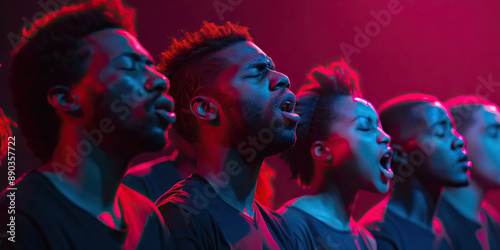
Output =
[
  {"x1": 356, "y1": 116, "x2": 375, "y2": 132},
  {"x1": 120, "y1": 66, "x2": 136, "y2": 71},
  {"x1": 358, "y1": 127, "x2": 372, "y2": 132},
  {"x1": 117, "y1": 53, "x2": 154, "y2": 71},
  {"x1": 435, "y1": 132, "x2": 445, "y2": 137}
]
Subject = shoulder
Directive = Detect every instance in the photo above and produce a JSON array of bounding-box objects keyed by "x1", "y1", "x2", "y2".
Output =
[
  {"x1": 277, "y1": 201, "x2": 315, "y2": 249},
  {"x1": 359, "y1": 204, "x2": 401, "y2": 249},
  {"x1": 256, "y1": 201, "x2": 296, "y2": 236},
  {"x1": 125, "y1": 156, "x2": 177, "y2": 179},
  {"x1": 481, "y1": 200, "x2": 500, "y2": 223},
  {"x1": 358, "y1": 199, "x2": 388, "y2": 230},
  {"x1": 0, "y1": 211, "x2": 51, "y2": 249},
  {"x1": 0, "y1": 171, "x2": 63, "y2": 217},
  {"x1": 119, "y1": 184, "x2": 162, "y2": 218},
  {"x1": 156, "y1": 195, "x2": 215, "y2": 249},
  {"x1": 155, "y1": 176, "x2": 217, "y2": 241},
  {"x1": 350, "y1": 220, "x2": 377, "y2": 250},
  {"x1": 155, "y1": 175, "x2": 212, "y2": 213},
  {"x1": 278, "y1": 202, "x2": 310, "y2": 229}
]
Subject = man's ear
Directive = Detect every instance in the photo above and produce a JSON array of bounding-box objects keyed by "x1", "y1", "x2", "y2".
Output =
[
  {"x1": 190, "y1": 96, "x2": 219, "y2": 122},
  {"x1": 47, "y1": 85, "x2": 81, "y2": 113},
  {"x1": 310, "y1": 140, "x2": 333, "y2": 163}
]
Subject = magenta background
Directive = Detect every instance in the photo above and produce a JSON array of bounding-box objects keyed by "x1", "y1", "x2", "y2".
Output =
[{"x1": 1, "y1": 0, "x2": 499, "y2": 219}]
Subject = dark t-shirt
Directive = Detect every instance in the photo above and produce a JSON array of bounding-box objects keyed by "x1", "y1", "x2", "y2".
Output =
[
  {"x1": 122, "y1": 158, "x2": 183, "y2": 202},
  {"x1": 0, "y1": 171, "x2": 171, "y2": 249},
  {"x1": 361, "y1": 206, "x2": 453, "y2": 250},
  {"x1": 280, "y1": 205, "x2": 376, "y2": 250},
  {"x1": 156, "y1": 173, "x2": 296, "y2": 249},
  {"x1": 437, "y1": 198, "x2": 500, "y2": 250}
]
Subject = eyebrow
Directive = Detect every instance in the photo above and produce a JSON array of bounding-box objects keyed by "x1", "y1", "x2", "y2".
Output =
[
  {"x1": 352, "y1": 115, "x2": 378, "y2": 124},
  {"x1": 244, "y1": 56, "x2": 275, "y2": 70},
  {"x1": 486, "y1": 123, "x2": 500, "y2": 129},
  {"x1": 429, "y1": 119, "x2": 449, "y2": 128},
  {"x1": 119, "y1": 52, "x2": 154, "y2": 65}
]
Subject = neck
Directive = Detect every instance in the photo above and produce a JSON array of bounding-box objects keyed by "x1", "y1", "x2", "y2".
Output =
[
  {"x1": 295, "y1": 180, "x2": 358, "y2": 231},
  {"x1": 442, "y1": 179, "x2": 485, "y2": 222},
  {"x1": 389, "y1": 177, "x2": 442, "y2": 229},
  {"x1": 38, "y1": 125, "x2": 133, "y2": 219},
  {"x1": 173, "y1": 150, "x2": 197, "y2": 178},
  {"x1": 193, "y1": 141, "x2": 263, "y2": 216}
]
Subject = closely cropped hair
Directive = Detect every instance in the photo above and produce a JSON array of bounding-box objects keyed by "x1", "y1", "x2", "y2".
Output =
[
  {"x1": 8, "y1": 0, "x2": 136, "y2": 163},
  {"x1": 445, "y1": 95, "x2": 494, "y2": 134},
  {"x1": 378, "y1": 93, "x2": 440, "y2": 144},
  {"x1": 157, "y1": 21, "x2": 253, "y2": 143},
  {"x1": 281, "y1": 60, "x2": 362, "y2": 186}
]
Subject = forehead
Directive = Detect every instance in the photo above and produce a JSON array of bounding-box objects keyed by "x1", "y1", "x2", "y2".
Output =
[
  {"x1": 413, "y1": 101, "x2": 452, "y2": 126},
  {"x1": 477, "y1": 104, "x2": 500, "y2": 125},
  {"x1": 83, "y1": 28, "x2": 151, "y2": 61},
  {"x1": 335, "y1": 96, "x2": 378, "y2": 120},
  {"x1": 213, "y1": 41, "x2": 269, "y2": 66}
]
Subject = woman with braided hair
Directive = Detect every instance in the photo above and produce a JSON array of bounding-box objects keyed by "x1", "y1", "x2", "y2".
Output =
[{"x1": 278, "y1": 60, "x2": 394, "y2": 249}]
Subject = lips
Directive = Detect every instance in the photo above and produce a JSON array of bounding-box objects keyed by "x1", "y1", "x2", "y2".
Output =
[
  {"x1": 379, "y1": 148, "x2": 394, "y2": 179},
  {"x1": 458, "y1": 154, "x2": 472, "y2": 169},
  {"x1": 154, "y1": 97, "x2": 176, "y2": 127},
  {"x1": 279, "y1": 93, "x2": 300, "y2": 123}
]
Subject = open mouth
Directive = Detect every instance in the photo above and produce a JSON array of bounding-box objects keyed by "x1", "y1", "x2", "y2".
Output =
[
  {"x1": 279, "y1": 100, "x2": 294, "y2": 112},
  {"x1": 155, "y1": 97, "x2": 176, "y2": 127},
  {"x1": 379, "y1": 149, "x2": 394, "y2": 179},
  {"x1": 279, "y1": 93, "x2": 300, "y2": 123}
]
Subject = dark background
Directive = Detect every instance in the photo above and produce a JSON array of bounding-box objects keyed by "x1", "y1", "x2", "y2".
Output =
[{"x1": 1, "y1": 0, "x2": 499, "y2": 219}]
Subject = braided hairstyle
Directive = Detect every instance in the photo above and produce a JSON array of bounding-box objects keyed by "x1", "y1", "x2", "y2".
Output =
[{"x1": 281, "y1": 60, "x2": 362, "y2": 186}]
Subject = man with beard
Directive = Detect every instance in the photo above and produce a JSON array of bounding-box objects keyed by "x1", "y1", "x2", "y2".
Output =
[
  {"x1": 359, "y1": 94, "x2": 470, "y2": 250},
  {"x1": 155, "y1": 22, "x2": 299, "y2": 249},
  {"x1": 437, "y1": 96, "x2": 500, "y2": 249},
  {"x1": 0, "y1": 1, "x2": 175, "y2": 249}
]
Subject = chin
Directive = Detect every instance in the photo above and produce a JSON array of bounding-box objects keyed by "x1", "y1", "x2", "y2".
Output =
[
  {"x1": 370, "y1": 182, "x2": 389, "y2": 194},
  {"x1": 276, "y1": 130, "x2": 297, "y2": 148},
  {"x1": 444, "y1": 178, "x2": 469, "y2": 187},
  {"x1": 263, "y1": 132, "x2": 296, "y2": 157}
]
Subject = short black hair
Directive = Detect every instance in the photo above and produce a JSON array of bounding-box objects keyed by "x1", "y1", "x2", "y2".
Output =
[
  {"x1": 281, "y1": 61, "x2": 362, "y2": 186},
  {"x1": 8, "y1": 0, "x2": 136, "y2": 163},
  {"x1": 445, "y1": 95, "x2": 494, "y2": 134},
  {"x1": 157, "y1": 21, "x2": 253, "y2": 143}
]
